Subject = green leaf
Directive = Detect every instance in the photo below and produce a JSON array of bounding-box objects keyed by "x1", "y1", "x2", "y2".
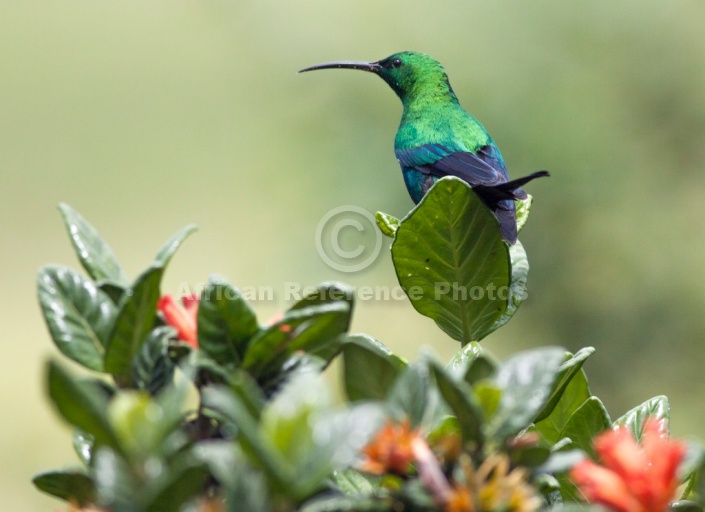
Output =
[
  {"x1": 58, "y1": 203, "x2": 129, "y2": 286},
  {"x1": 342, "y1": 334, "x2": 407, "y2": 401},
  {"x1": 486, "y1": 241, "x2": 529, "y2": 333},
  {"x1": 37, "y1": 266, "x2": 117, "y2": 371},
  {"x1": 46, "y1": 361, "x2": 122, "y2": 452},
  {"x1": 153, "y1": 223, "x2": 197, "y2": 267},
  {"x1": 464, "y1": 354, "x2": 499, "y2": 386},
  {"x1": 515, "y1": 195, "x2": 533, "y2": 234},
  {"x1": 430, "y1": 363, "x2": 484, "y2": 445},
  {"x1": 131, "y1": 327, "x2": 175, "y2": 395},
  {"x1": 671, "y1": 501, "x2": 704, "y2": 512},
  {"x1": 104, "y1": 266, "x2": 164, "y2": 386},
  {"x1": 445, "y1": 342, "x2": 483, "y2": 379},
  {"x1": 93, "y1": 447, "x2": 138, "y2": 511},
  {"x1": 225, "y1": 460, "x2": 270, "y2": 512},
  {"x1": 535, "y1": 369, "x2": 591, "y2": 446},
  {"x1": 613, "y1": 395, "x2": 670, "y2": 441},
  {"x1": 391, "y1": 177, "x2": 511, "y2": 344},
  {"x1": 198, "y1": 276, "x2": 259, "y2": 368},
  {"x1": 560, "y1": 397, "x2": 611, "y2": 458},
  {"x1": 143, "y1": 458, "x2": 208, "y2": 512},
  {"x1": 488, "y1": 347, "x2": 566, "y2": 439},
  {"x1": 375, "y1": 211, "x2": 399, "y2": 238},
  {"x1": 388, "y1": 363, "x2": 436, "y2": 427},
  {"x1": 32, "y1": 470, "x2": 96, "y2": 506},
  {"x1": 333, "y1": 469, "x2": 375, "y2": 497},
  {"x1": 535, "y1": 347, "x2": 595, "y2": 423},
  {"x1": 73, "y1": 430, "x2": 94, "y2": 467},
  {"x1": 243, "y1": 301, "x2": 351, "y2": 376}
]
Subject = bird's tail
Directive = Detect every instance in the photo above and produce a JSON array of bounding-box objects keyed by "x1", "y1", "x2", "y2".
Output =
[{"x1": 475, "y1": 170, "x2": 550, "y2": 202}]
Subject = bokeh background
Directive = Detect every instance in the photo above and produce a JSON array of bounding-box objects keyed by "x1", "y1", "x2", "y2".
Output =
[{"x1": 1, "y1": 1, "x2": 703, "y2": 509}]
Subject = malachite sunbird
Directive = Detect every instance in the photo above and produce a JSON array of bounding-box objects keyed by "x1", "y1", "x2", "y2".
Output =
[{"x1": 300, "y1": 51, "x2": 549, "y2": 244}]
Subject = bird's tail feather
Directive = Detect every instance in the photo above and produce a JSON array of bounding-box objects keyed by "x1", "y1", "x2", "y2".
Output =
[{"x1": 475, "y1": 171, "x2": 550, "y2": 202}]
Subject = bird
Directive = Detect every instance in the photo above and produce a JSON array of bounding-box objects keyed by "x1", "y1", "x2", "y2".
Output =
[{"x1": 300, "y1": 51, "x2": 548, "y2": 244}]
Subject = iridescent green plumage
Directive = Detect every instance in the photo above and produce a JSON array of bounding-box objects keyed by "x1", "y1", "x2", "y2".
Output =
[{"x1": 300, "y1": 51, "x2": 548, "y2": 244}]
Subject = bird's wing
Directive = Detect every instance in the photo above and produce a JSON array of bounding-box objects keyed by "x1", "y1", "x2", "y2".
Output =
[{"x1": 395, "y1": 143, "x2": 510, "y2": 187}]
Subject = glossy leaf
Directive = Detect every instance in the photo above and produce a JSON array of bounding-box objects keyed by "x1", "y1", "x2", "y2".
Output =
[
  {"x1": 104, "y1": 266, "x2": 164, "y2": 386},
  {"x1": 535, "y1": 347, "x2": 595, "y2": 423},
  {"x1": 613, "y1": 395, "x2": 670, "y2": 441},
  {"x1": 93, "y1": 448, "x2": 138, "y2": 512},
  {"x1": 37, "y1": 266, "x2": 116, "y2": 371},
  {"x1": 445, "y1": 341, "x2": 483, "y2": 379},
  {"x1": 488, "y1": 347, "x2": 566, "y2": 439},
  {"x1": 342, "y1": 334, "x2": 407, "y2": 401},
  {"x1": 153, "y1": 223, "x2": 197, "y2": 267},
  {"x1": 198, "y1": 277, "x2": 259, "y2": 368},
  {"x1": 243, "y1": 302, "x2": 350, "y2": 376},
  {"x1": 391, "y1": 177, "x2": 510, "y2": 344},
  {"x1": 430, "y1": 363, "x2": 484, "y2": 445},
  {"x1": 72, "y1": 430, "x2": 94, "y2": 467},
  {"x1": 47, "y1": 361, "x2": 122, "y2": 452},
  {"x1": 535, "y1": 370, "x2": 591, "y2": 446},
  {"x1": 375, "y1": 211, "x2": 399, "y2": 238},
  {"x1": 131, "y1": 327, "x2": 175, "y2": 395},
  {"x1": 58, "y1": 203, "x2": 129, "y2": 286},
  {"x1": 388, "y1": 363, "x2": 436, "y2": 427},
  {"x1": 560, "y1": 397, "x2": 611, "y2": 458},
  {"x1": 32, "y1": 470, "x2": 96, "y2": 506}
]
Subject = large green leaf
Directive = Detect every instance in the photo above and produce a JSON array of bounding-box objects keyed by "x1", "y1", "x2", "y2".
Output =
[
  {"x1": 32, "y1": 470, "x2": 96, "y2": 506},
  {"x1": 104, "y1": 266, "x2": 164, "y2": 386},
  {"x1": 613, "y1": 395, "x2": 670, "y2": 441},
  {"x1": 58, "y1": 203, "x2": 129, "y2": 286},
  {"x1": 198, "y1": 276, "x2": 259, "y2": 368},
  {"x1": 37, "y1": 266, "x2": 117, "y2": 371},
  {"x1": 488, "y1": 347, "x2": 566, "y2": 440},
  {"x1": 46, "y1": 361, "x2": 122, "y2": 452},
  {"x1": 341, "y1": 334, "x2": 407, "y2": 401},
  {"x1": 486, "y1": 241, "x2": 529, "y2": 333},
  {"x1": 391, "y1": 177, "x2": 511, "y2": 344}
]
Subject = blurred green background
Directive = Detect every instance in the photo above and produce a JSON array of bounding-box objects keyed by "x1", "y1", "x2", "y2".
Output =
[{"x1": 1, "y1": 1, "x2": 703, "y2": 509}]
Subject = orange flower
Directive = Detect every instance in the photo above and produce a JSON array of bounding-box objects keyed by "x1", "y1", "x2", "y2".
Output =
[
  {"x1": 158, "y1": 294, "x2": 199, "y2": 348},
  {"x1": 360, "y1": 420, "x2": 421, "y2": 475},
  {"x1": 570, "y1": 418, "x2": 686, "y2": 512}
]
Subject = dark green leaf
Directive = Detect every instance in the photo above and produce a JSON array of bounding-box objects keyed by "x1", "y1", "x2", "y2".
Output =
[
  {"x1": 47, "y1": 361, "x2": 122, "y2": 452},
  {"x1": 488, "y1": 347, "x2": 566, "y2": 439},
  {"x1": 333, "y1": 469, "x2": 376, "y2": 497},
  {"x1": 93, "y1": 448, "x2": 138, "y2": 511},
  {"x1": 388, "y1": 363, "x2": 435, "y2": 427},
  {"x1": 143, "y1": 458, "x2": 209, "y2": 512},
  {"x1": 153, "y1": 223, "x2": 197, "y2": 267},
  {"x1": 58, "y1": 203, "x2": 129, "y2": 285},
  {"x1": 671, "y1": 501, "x2": 704, "y2": 512},
  {"x1": 243, "y1": 302, "x2": 350, "y2": 376},
  {"x1": 535, "y1": 370, "x2": 591, "y2": 446},
  {"x1": 391, "y1": 177, "x2": 511, "y2": 344},
  {"x1": 198, "y1": 276, "x2": 259, "y2": 367},
  {"x1": 290, "y1": 282, "x2": 354, "y2": 311},
  {"x1": 99, "y1": 281, "x2": 126, "y2": 305},
  {"x1": 32, "y1": 470, "x2": 96, "y2": 506},
  {"x1": 131, "y1": 327, "x2": 175, "y2": 395},
  {"x1": 464, "y1": 354, "x2": 498, "y2": 386},
  {"x1": 225, "y1": 460, "x2": 270, "y2": 512},
  {"x1": 560, "y1": 397, "x2": 611, "y2": 458},
  {"x1": 613, "y1": 395, "x2": 670, "y2": 441},
  {"x1": 375, "y1": 211, "x2": 399, "y2": 238},
  {"x1": 535, "y1": 347, "x2": 595, "y2": 423},
  {"x1": 37, "y1": 266, "x2": 117, "y2": 371},
  {"x1": 104, "y1": 266, "x2": 164, "y2": 386},
  {"x1": 342, "y1": 334, "x2": 406, "y2": 401},
  {"x1": 430, "y1": 363, "x2": 484, "y2": 445}
]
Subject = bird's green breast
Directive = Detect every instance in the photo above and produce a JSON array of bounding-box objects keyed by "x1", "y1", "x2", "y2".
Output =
[{"x1": 394, "y1": 101, "x2": 492, "y2": 153}]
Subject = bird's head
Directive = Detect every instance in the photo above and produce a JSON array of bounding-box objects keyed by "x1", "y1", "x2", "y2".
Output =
[{"x1": 300, "y1": 51, "x2": 456, "y2": 104}]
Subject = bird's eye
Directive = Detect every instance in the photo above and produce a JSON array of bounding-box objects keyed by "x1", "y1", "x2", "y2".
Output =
[{"x1": 392, "y1": 58, "x2": 403, "y2": 68}]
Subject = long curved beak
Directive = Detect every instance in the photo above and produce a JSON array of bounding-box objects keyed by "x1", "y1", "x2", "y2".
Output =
[{"x1": 299, "y1": 60, "x2": 382, "y2": 74}]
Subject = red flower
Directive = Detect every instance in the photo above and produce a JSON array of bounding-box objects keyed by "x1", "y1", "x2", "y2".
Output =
[
  {"x1": 158, "y1": 294, "x2": 199, "y2": 348},
  {"x1": 360, "y1": 420, "x2": 421, "y2": 475},
  {"x1": 570, "y1": 418, "x2": 686, "y2": 512}
]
